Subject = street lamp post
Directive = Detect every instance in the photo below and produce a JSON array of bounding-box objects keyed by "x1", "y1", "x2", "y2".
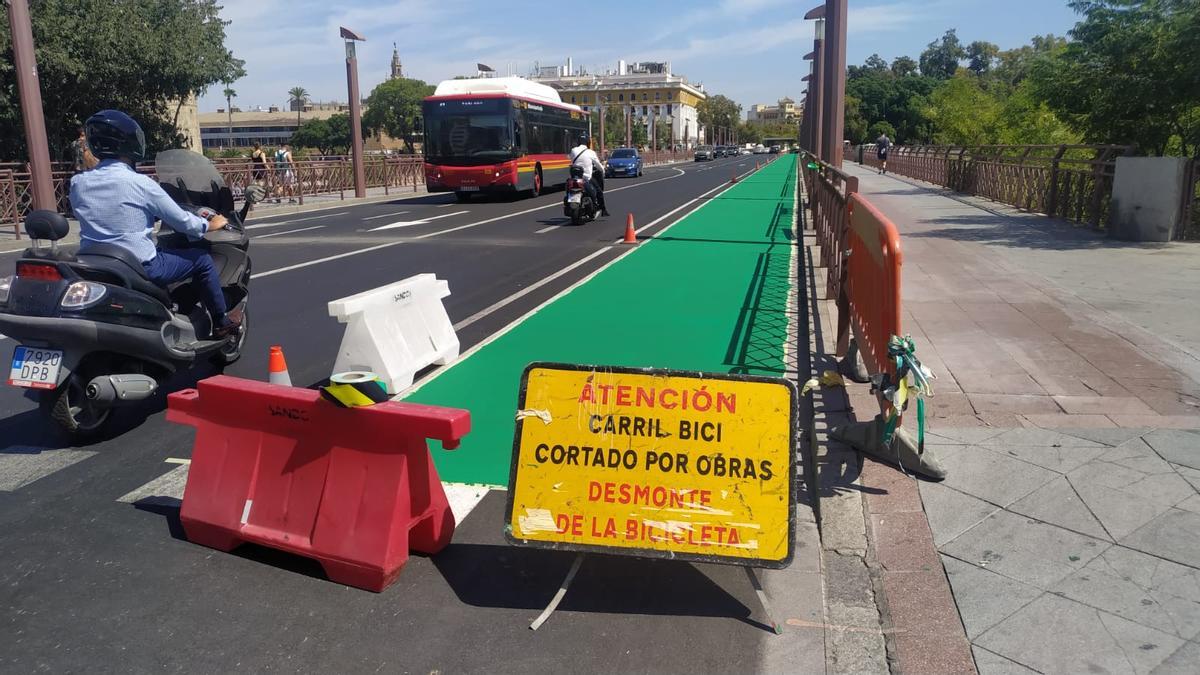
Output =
[
  {"x1": 822, "y1": 0, "x2": 848, "y2": 168},
  {"x1": 7, "y1": 0, "x2": 55, "y2": 212},
  {"x1": 341, "y1": 26, "x2": 367, "y2": 198},
  {"x1": 804, "y1": 6, "x2": 826, "y2": 161}
]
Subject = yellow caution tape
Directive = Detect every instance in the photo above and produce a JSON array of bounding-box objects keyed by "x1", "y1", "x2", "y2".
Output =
[{"x1": 321, "y1": 371, "x2": 390, "y2": 408}]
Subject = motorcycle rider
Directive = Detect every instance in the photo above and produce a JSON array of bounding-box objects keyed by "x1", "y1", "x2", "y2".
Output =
[
  {"x1": 69, "y1": 110, "x2": 241, "y2": 338},
  {"x1": 568, "y1": 133, "x2": 609, "y2": 217}
]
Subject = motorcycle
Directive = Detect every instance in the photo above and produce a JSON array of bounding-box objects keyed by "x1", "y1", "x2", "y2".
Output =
[
  {"x1": 0, "y1": 149, "x2": 262, "y2": 438},
  {"x1": 563, "y1": 165, "x2": 597, "y2": 226}
]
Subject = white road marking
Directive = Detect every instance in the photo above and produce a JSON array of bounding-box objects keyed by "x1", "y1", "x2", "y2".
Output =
[
  {"x1": 369, "y1": 210, "x2": 469, "y2": 232},
  {"x1": 244, "y1": 211, "x2": 349, "y2": 230},
  {"x1": 118, "y1": 461, "x2": 491, "y2": 526},
  {"x1": 453, "y1": 246, "x2": 612, "y2": 331},
  {"x1": 361, "y1": 210, "x2": 410, "y2": 221},
  {"x1": 0, "y1": 449, "x2": 98, "y2": 492},
  {"x1": 254, "y1": 225, "x2": 326, "y2": 239},
  {"x1": 165, "y1": 457, "x2": 191, "y2": 465},
  {"x1": 437, "y1": 202, "x2": 462, "y2": 208},
  {"x1": 534, "y1": 225, "x2": 560, "y2": 234},
  {"x1": 251, "y1": 167, "x2": 687, "y2": 278}
]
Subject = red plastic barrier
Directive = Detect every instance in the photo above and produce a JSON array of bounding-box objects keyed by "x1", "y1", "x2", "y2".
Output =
[
  {"x1": 844, "y1": 193, "x2": 904, "y2": 416},
  {"x1": 167, "y1": 375, "x2": 470, "y2": 592}
]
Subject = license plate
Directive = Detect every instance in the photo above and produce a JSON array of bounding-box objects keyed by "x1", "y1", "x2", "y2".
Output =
[
  {"x1": 568, "y1": 192, "x2": 582, "y2": 204},
  {"x1": 459, "y1": 186, "x2": 479, "y2": 192},
  {"x1": 8, "y1": 346, "x2": 63, "y2": 390}
]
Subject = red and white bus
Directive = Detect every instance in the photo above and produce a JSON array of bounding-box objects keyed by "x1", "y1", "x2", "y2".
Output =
[{"x1": 422, "y1": 77, "x2": 588, "y2": 202}]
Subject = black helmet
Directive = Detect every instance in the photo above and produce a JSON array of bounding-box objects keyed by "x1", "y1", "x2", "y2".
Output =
[
  {"x1": 578, "y1": 132, "x2": 591, "y2": 146},
  {"x1": 85, "y1": 110, "x2": 146, "y2": 163}
]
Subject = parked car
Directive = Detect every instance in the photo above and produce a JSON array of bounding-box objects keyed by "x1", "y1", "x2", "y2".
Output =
[
  {"x1": 694, "y1": 145, "x2": 715, "y2": 161},
  {"x1": 605, "y1": 148, "x2": 643, "y2": 178},
  {"x1": 753, "y1": 144, "x2": 768, "y2": 154},
  {"x1": 769, "y1": 145, "x2": 781, "y2": 154},
  {"x1": 740, "y1": 147, "x2": 752, "y2": 155}
]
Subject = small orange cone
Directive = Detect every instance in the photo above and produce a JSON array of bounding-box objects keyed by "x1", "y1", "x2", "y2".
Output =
[
  {"x1": 756, "y1": 160, "x2": 761, "y2": 170},
  {"x1": 731, "y1": 169, "x2": 739, "y2": 184},
  {"x1": 268, "y1": 345, "x2": 292, "y2": 386},
  {"x1": 621, "y1": 213, "x2": 638, "y2": 244}
]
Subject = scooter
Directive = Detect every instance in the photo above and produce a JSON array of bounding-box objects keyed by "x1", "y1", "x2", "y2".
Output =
[
  {"x1": 563, "y1": 165, "x2": 597, "y2": 226},
  {"x1": 0, "y1": 149, "x2": 262, "y2": 438}
]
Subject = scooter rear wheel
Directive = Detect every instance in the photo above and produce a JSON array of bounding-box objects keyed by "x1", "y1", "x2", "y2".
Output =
[{"x1": 41, "y1": 375, "x2": 111, "y2": 439}]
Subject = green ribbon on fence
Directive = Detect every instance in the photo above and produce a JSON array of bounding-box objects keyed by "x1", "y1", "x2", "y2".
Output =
[{"x1": 878, "y1": 335, "x2": 935, "y2": 451}]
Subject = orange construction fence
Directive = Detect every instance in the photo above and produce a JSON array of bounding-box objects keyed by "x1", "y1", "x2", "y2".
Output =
[{"x1": 843, "y1": 193, "x2": 903, "y2": 413}]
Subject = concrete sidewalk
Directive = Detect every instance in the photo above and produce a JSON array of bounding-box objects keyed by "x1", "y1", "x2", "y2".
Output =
[{"x1": 812, "y1": 164, "x2": 1200, "y2": 673}]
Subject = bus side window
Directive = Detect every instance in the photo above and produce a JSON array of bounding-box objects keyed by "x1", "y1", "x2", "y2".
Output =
[{"x1": 513, "y1": 120, "x2": 522, "y2": 153}]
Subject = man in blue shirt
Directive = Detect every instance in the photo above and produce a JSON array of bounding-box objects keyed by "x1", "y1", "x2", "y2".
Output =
[{"x1": 70, "y1": 110, "x2": 240, "y2": 338}]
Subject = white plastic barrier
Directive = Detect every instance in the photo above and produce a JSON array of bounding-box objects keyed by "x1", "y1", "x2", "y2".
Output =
[{"x1": 327, "y1": 274, "x2": 460, "y2": 394}]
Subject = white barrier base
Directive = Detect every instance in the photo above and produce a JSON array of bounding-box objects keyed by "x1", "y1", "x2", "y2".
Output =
[{"x1": 328, "y1": 274, "x2": 460, "y2": 394}]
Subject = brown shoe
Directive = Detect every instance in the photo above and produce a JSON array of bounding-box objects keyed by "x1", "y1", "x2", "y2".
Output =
[{"x1": 213, "y1": 314, "x2": 243, "y2": 340}]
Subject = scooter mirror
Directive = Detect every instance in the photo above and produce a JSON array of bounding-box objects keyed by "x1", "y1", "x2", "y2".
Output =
[{"x1": 244, "y1": 184, "x2": 267, "y2": 205}]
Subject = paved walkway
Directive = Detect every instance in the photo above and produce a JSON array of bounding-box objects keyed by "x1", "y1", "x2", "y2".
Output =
[{"x1": 821, "y1": 164, "x2": 1200, "y2": 674}]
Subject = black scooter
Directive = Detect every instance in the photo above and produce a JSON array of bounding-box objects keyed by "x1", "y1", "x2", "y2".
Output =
[
  {"x1": 563, "y1": 165, "x2": 598, "y2": 226},
  {"x1": 0, "y1": 149, "x2": 261, "y2": 438}
]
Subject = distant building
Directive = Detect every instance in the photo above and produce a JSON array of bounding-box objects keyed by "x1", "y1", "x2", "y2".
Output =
[
  {"x1": 198, "y1": 106, "x2": 402, "y2": 152},
  {"x1": 529, "y1": 59, "x2": 707, "y2": 147},
  {"x1": 389, "y1": 43, "x2": 403, "y2": 80},
  {"x1": 747, "y1": 97, "x2": 799, "y2": 124},
  {"x1": 171, "y1": 93, "x2": 201, "y2": 149}
]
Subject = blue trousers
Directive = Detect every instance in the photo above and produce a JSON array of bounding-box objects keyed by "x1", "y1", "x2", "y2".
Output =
[{"x1": 142, "y1": 249, "x2": 228, "y2": 325}]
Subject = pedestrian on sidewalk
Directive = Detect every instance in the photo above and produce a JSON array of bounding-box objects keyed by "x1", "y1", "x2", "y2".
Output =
[
  {"x1": 250, "y1": 143, "x2": 272, "y2": 199},
  {"x1": 273, "y1": 144, "x2": 296, "y2": 203},
  {"x1": 876, "y1": 133, "x2": 891, "y2": 175}
]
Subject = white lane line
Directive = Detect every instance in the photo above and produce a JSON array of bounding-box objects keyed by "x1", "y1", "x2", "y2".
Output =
[
  {"x1": 244, "y1": 211, "x2": 349, "y2": 230},
  {"x1": 0, "y1": 449, "x2": 98, "y2": 492},
  {"x1": 438, "y1": 202, "x2": 462, "y2": 208},
  {"x1": 362, "y1": 210, "x2": 410, "y2": 221},
  {"x1": 534, "y1": 225, "x2": 560, "y2": 234},
  {"x1": 254, "y1": 225, "x2": 326, "y2": 239},
  {"x1": 405, "y1": 164, "x2": 748, "y2": 400},
  {"x1": 252, "y1": 167, "x2": 688, "y2": 278},
  {"x1": 117, "y1": 459, "x2": 490, "y2": 526},
  {"x1": 165, "y1": 457, "x2": 191, "y2": 465},
  {"x1": 453, "y1": 246, "x2": 613, "y2": 331},
  {"x1": 369, "y1": 210, "x2": 470, "y2": 232}
]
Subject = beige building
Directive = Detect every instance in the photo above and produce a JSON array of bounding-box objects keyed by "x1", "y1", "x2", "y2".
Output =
[
  {"x1": 747, "y1": 97, "x2": 798, "y2": 124},
  {"x1": 530, "y1": 60, "x2": 707, "y2": 147}
]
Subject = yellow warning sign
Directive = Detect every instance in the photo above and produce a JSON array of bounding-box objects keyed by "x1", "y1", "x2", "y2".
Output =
[{"x1": 505, "y1": 363, "x2": 797, "y2": 568}]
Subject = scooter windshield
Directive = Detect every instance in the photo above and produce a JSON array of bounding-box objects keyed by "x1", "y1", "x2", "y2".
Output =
[{"x1": 155, "y1": 149, "x2": 235, "y2": 215}]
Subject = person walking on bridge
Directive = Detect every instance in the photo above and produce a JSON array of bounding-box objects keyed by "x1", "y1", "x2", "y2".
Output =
[{"x1": 876, "y1": 133, "x2": 891, "y2": 175}]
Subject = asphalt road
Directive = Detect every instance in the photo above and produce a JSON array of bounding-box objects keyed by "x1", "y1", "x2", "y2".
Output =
[{"x1": 0, "y1": 154, "x2": 791, "y2": 673}]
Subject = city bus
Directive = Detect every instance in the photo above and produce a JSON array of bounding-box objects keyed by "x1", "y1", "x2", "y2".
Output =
[{"x1": 423, "y1": 77, "x2": 588, "y2": 201}]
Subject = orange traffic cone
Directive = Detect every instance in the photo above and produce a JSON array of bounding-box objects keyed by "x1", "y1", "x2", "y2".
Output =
[
  {"x1": 756, "y1": 160, "x2": 761, "y2": 170},
  {"x1": 731, "y1": 170, "x2": 739, "y2": 184},
  {"x1": 268, "y1": 345, "x2": 292, "y2": 386},
  {"x1": 622, "y1": 213, "x2": 638, "y2": 245}
]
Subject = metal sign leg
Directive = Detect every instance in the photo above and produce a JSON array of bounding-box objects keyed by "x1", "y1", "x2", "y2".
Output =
[
  {"x1": 530, "y1": 553, "x2": 585, "y2": 631},
  {"x1": 744, "y1": 566, "x2": 783, "y2": 635}
]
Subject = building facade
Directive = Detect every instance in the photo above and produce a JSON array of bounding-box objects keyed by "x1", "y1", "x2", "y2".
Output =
[
  {"x1": 530, "y1": 61, "x2": 707, "y2": 148},
  {"x1": 198, "y1": 105, "x2": 402, "y2": 152},
  {"x1": 747, "y1": 97, "x2": 798, "y2": 124}
]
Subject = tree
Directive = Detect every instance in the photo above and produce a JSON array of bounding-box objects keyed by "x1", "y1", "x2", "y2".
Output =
[
  {"x1": 966, "y1": 41, "x2": 1000, "y2": 76},
  {"x1": 590, "y1": 106, "x2": 628, "y2": 150},
  {"x1": 919, "y1": 29, "x2": 966, "y2": 79},
  {"x1": 868, "y1": 121, "x2": 897, "y2": 141},
  {"x1": 361, "y1": 77, "x2": 435, "y2": 153},
  {"x1": 843, "y1": 95, "x2": 869, "y2": 144},
  {"x1": 222, "y1": 85, "x2": 236, "y2": 148},
  {"x1": 864, "y1": 54, "x2": 890, "y2": 73},
  {"x1": 654, "y1": 118, "x2": 672, "y2": 150},
  {"x1": 1031, "y1": 0, "x2": 1200, "y2": 156},
  {"x1": 289, "y1": 113, "x2": 353, "y2": 156},
  {"x1": 288, "y1": 86, "x2": 309, "y2": 126},
  {"x1": 891, "y1": 56, "x2": 919, "y2": 78},
  {"x1": 925, "y1": 72, "x2": 999, "y2": 145},
  {"x1": 697, "y1": 94, "x2": 742, "y2": 141},
  {"x1": 0, "y1": 0, "x2": 243, "y2": 159}
]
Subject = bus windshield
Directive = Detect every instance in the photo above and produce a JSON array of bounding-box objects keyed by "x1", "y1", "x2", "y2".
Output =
[{"x1": 424, "y1": 98, "x2": 515, "y2": 165}]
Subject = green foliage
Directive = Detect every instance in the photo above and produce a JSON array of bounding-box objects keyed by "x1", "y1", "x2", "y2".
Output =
[
  {"x1": 966, "y1": 41, "x2": 1000, "y2": 75},
  {"x1": 697, "y1": 94, "x2": 741, "y2": 134},
  {"x1": 654, "y1": 119, "x2": 672, "y2": 150},
  {"x1": 891, "y1": 56, "x2": 918, "y2": 78},
  {"x1": 868, "y1": 121, "x2": 896, "y2": 140},
  {"x1": 290, "y1": 113, "x2": 353, "y2": 156},
  {"x1": 361, "y1": 77, "x2": 435, "y2": 153},
  {"x1": 0, "y1": 0, "x2": 243, "y2": 160},
  {"x1": 1030, "y1": 0, "x2": 1200, "y2": 156},
  {"x1": 919, "y1": 29, "x2": 966, "y2": 79},
  {"x1": 843, "y1": 95, "x2": 869, "y2": 145},
  {"x1": 926, "y1": 73, "x2": 1000, "y2": 145},
  {"x1": 590, "y1": 106, "x2": 628, "y2": 150}
]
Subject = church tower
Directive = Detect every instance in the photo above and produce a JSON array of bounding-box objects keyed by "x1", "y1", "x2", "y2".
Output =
[{"x1": 389, "y1": 43, "x2": 403, "y2": 80}]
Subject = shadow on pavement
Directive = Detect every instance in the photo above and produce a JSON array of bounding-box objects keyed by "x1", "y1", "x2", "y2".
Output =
[{"x1": 908, "y1": 213, "x2": 1180, "y2": 251}]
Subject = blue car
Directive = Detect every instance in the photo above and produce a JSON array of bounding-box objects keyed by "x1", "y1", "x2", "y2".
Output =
[{"x1": 605, "y1": 148, "x2": 643, "y2": 178}]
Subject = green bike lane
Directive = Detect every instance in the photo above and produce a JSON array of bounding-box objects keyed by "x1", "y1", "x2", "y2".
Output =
[{"x1": 406, "y1": 155, "x2": 798, "y2": 486}]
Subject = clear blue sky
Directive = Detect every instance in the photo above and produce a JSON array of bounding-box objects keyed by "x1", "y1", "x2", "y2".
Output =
[{"x1": 200, "y1": 0, "x2": 1083, "y2": 114}]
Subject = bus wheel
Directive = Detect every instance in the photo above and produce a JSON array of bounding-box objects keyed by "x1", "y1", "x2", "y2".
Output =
[
  {"x1": 455, "y1": 191, "x2": 472, "y2": 203},
  {"x1": 530, "y1": 168, "x2": 543, "y2": 197}
]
